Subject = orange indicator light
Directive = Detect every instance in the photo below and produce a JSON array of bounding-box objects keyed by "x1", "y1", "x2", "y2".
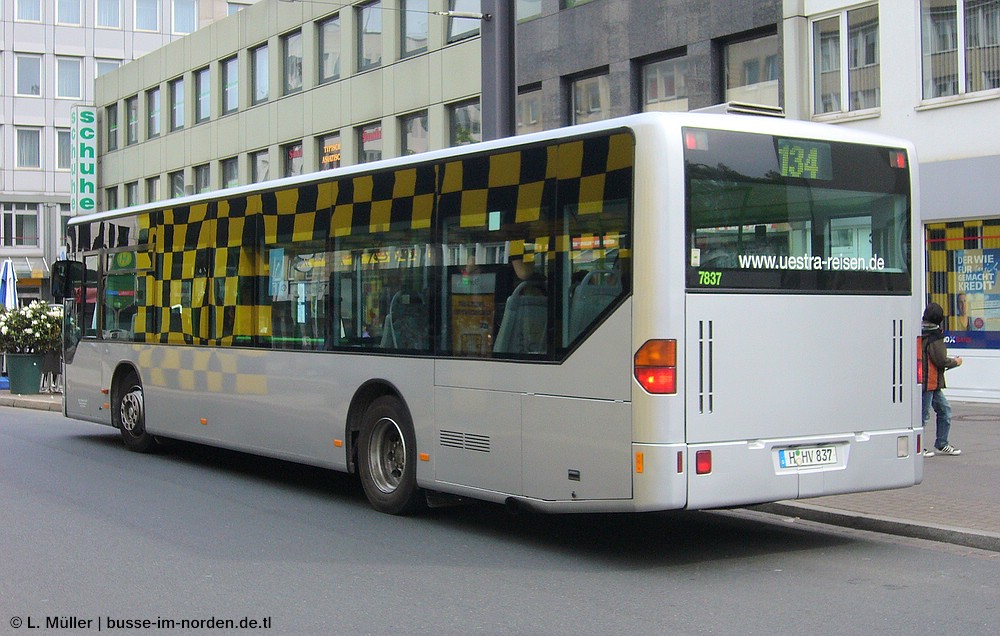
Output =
[
  {"x1": 200, "y1": 418, "x2": 208, "y2": 426},
  {"x1": 419, "y1": 453, "x2": 430, "y2": 462},
  {"x1": 334, "y1": 439, "x2": 343, "y2": 448},
  {"x1": 635, "y1": 452, "x2": 644, "y2": 474}
]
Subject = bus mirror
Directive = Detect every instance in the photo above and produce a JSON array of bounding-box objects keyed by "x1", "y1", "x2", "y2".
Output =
[{"x1": 51, "y1": 260, "x2": 85, "y2": 301}]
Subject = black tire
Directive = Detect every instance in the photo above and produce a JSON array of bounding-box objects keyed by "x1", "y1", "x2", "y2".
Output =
[
  {"x1": 357, "y1": 395, "x2": 424, "y2": 515},
  {"x1": 114, "y1": 374, "x2": 157, "y2": 453}
]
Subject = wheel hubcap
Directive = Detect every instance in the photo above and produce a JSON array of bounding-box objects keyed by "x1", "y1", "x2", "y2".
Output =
[
  {"x1": 120, "y1": 389, "x2": 144, "y2": 435},
  {"x1": 368, "y1": 417, "x2": 406, "y2": 494}
]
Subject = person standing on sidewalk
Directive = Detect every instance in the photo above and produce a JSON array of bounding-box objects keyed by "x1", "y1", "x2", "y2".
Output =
[{"x1": 921, "y1": 302, "x2": 963, "y2": 456}]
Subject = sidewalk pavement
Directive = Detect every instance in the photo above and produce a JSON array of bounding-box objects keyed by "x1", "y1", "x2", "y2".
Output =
[{"x1": 2, "y1": 388, "x2": 998, "y2": 551}]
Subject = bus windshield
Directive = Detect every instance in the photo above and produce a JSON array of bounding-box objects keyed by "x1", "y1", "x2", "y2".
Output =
[{"x1": 684, "y1": 127, "x2": 911, "y2": 293}]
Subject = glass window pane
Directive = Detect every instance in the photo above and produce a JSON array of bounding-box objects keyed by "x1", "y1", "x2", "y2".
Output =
[
  {"x1": 173, "y1": 0, "x2": 196, "y2": 34},
  {"x1": 922, "y1": 0, "x2": 959, "y2": 98},
  {"x1": 965, "y1": 0, "x2": 1000, "y2": 92},
  {"x1": 59, "y1": 0, "x2": 82, "y2": 24},
  {"x1": 58, "y1": 130, "x2": 72, "y2": 169},
  {"x1": 726, "y1": 33, "x2": 779, "y2": 107},
  {"x1": 222, "y1": 157, "x2": 239, "y2": 187},
  {"x1": 195, "y1": 67, "x2": 211, "y2": 122},
  {"x1": 194, "y1": 164, "x2": 211, "y2": 193},
  {"x1": 813, "y1": 17, "x2": 841, "y2": 113},
  {"x1": 448, "y1": 0, "x2": 480, "y2": 40},
  {"x1": 252, "y1": 45, "x2": 269, "y2": 104},
  {"x1": 319, "y1": 15, "x2": 341, "y2": 83},
  {"x1": 106, "y1": 104, "x2": 119, "y2": 151},
  {"x1": 283, "y1": 31, "x2": 303, "y2": 94},
  {"x1": 284, "y1": 143, "x2": 303, "y2": 177},
  {"x1": 319, "y1": 133, "x2": 341, "y2": 170},
  {"x1": 449, "y1": 101, "x2": 481, "y2": 145},
  {"x1": 170, "y1": 171, "x2": 185, "y2": 197},
  {"x1": 170, "y1": 78, "x2": 185, "y2": 130},
  {"x1": 58, "y1": 58, "x2": 83, "y2": 98},
  {"x1": 571, "y1": 74, "x2": 610, "y2": 124},
  {"x1": 848, "y1": 6, "x2": 880, "y2": 109},
  {"x1": 222, "y1": 57, "x2": 238, "y2": 114},
  {"x1": 98, "y1": 0, "x2": 122, "y2": 28},
  {"x1": 402, "y1": 0, "x2": 429, "y2": 56},
  {"x1": 136, "y1": 0, "x2": 159, "y2": 31},
  {"x1": 17, "y1": 129, "x2": 41, "y2": 168},
  {"x1": 147, "y1": 87, "x2": 161, "y2": 138},
  {"x1": 358, "y1": 123, "x2": 383, "y2": 163},
  {"x1": 401, "y1": 111, "x2": 428, "y2": 155},
  {"x1": 126, "y1": 96, "x2": 139, "y2": 144},
  {"x1": 515, "y1": 88, "x2": 543, "y2": 134},
  {"x1": 97, "y1": 59, "x2": 121, "y2": 77},
  {"x1": 251, "y1": 150, "x2": 270, "y2": 183},
  {"x1": 16, "y1": 55, "x2": 41, "y2": 96},
  {"x1": 358, "y1": 2, "x2": 383, "y2": 71},
  {"x1": 642, "y1": 57, "x2": 689, "y2": 112},
  {"x1": 17, "y1": 0, "x2": 42, "y2": 21}
]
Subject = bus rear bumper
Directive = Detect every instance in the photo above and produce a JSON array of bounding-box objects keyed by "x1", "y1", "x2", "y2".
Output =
[{"x1": 684, "y1": 428, "x2": 923, "y2": 510}]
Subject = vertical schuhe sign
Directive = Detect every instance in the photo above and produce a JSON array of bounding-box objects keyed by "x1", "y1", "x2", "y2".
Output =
[{"x1": 71, "y1": 105, "x2": 98, "y2": 214}]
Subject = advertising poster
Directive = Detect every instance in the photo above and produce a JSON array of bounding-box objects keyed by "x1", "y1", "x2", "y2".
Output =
[{"x1": 946, "y1": 248, "x2": 1000, "y2": 348}]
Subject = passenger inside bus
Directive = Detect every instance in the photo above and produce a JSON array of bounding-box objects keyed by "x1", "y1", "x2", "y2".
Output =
[{"x1": 494, "y1": 255, "x2": 548, "y2": 355}]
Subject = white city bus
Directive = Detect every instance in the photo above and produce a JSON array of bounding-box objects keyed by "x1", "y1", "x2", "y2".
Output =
[{"x1": 52, "y1": 112, "x2": 923, "y2": 514}]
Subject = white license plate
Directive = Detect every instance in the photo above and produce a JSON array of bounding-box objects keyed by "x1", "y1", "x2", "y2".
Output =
[{"x1": 778, "y1": 445, "x2": 837, "y2": 469}]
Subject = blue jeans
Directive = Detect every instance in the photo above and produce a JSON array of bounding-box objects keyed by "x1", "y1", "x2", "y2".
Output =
[{"x1": 922, "y1": 389, "x2": 952, "y2": 449}]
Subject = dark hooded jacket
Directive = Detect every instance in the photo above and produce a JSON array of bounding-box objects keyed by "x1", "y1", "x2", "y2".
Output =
[{"x1": 921, "y1": 304, "x2": 960, "y2": 391}]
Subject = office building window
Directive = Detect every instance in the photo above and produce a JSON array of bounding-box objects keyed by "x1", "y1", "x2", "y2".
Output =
[
  {"x1": 57, "y1": 129, "x2": 72, "y2": 170},
  {"x1": 169, "y1": 171, "x2": 185, "y2": 198},
  {"x1": 812, "y1": 7, "x2": 879, "y2": 114},
  {"x1": 222, "y1": 56, "x2": 238, "y2": 115},
  {"x1": 173, "y1": 0, "x2": 196, "y2": 34},
  {"x1": 194, "y1": 66, "x2": 210, "y2": 123},
  {"x1": 358, "y1": 1, "x2": 383, "y2": 71},
  {"x1": 571, "y1": 73, "x2": 610, "y2": 124},
  {"x1": 516, "y1": 86, "x2": 543, "y2": 135},
  {"x1": 921, "y1": 0, "x2": 1000, "y2": 99},
  {"x1": 318, "y1": 15, "x2": 341, "y2": 83},
  {"x1": 228, "y1": 2, "x2": 249, "y2": 15},
  {"x1": 250, "y1": 150, "x2": 270, "y2": 183},
  {"x1": 194, "y1": 164, "x2": 211, "y2": 193},
  {"x1": 17, "y1": 0, "x2": 41, "y2": 21},
  {"x1": 125, "y1": 182, "x2": 139, "y2": 207},
  {"x1": 147, "y1": 87, "x2": 162, "y2": 139},
  {"x1": 448, "y1": 0, "x2": 480, "y2": 41},
  {"x1": 318, "y1": 133, "x2": 341, "y2": 170},
  {"x1": 221, "y1": 157, "x2": 239, "y2": 187},
  {"x1": 105, "y1": 187, "x2": 119, "y2": 212},
  {"x1": 283, "y1": 31, "x2": 303, "y2": 95},
  {"x1": 402, "y1": 0, "x2": 429, "y2": 57},
  {"x1": 358, "y1": 123, "x2": 383, "y2": 163},
  {"x1": 449, "y1": 100, "x2": 481, "y2": 145},
  {"x1": 57, "y1": 57, "x2": 83, "y2": 98},
  {"x1": 98, "y1": 0, "x2": 122, "y2": 28},
  {"x1": 16, "y1": 128, "x2": 41, "y2": 168},
  {"x1": 170, "y1": 77, "x2": 185, "y2": 131},
  {"x1": 2, "y1": 204, "x2": 40, "y2": 247},
  {"x1": 517, "y1": 0, "x2": 542, "y2": 22},
  {"x1": 725, "y1": 32, "x2": 780, "y2": 108},
  {"x1": 58, "y1": 0, "x2": 82, "y2": 24},
  {"x1": 400, "y1": 111, "x2": 428, "y2": 155},
  {"x1": 16, "y1": 54, "x2": 42, "y2": 96},
  {"x1": 126, "y1": 96, "x2": 139, "y2": 144},
  {"x1": 642, "y1": 55, "x2": 689, "y2": 112},
  {"x1": 96, "y1": 59, "x2": 121, "y2": 77},
  {"x1": 135, "y1": 0, "x2": 159, "y2": 31},
  {"x1": 106, "y1": 104, "x2": 119, "y2": 151},
  {"x1": 251, "y1": 44, "x2": 269, "y2": 105},
  {"x1": 283, "y1": 142, "x2": 304, "y2": 177},
  {"x1": 146, "y1": 176, "x2": 160, "y2": 203}
]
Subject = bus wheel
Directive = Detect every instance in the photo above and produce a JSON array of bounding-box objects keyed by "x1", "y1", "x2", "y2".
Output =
[
  {"x1": 115, "y1": 376, "x2": 156, "y2": 453},
  {"x1": 358, "y1": 396, "x2": 424, "y2": 514}
]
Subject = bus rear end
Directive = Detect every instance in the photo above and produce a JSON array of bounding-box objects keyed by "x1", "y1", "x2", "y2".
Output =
[{"x1": 635, "y1": 117, "x2": 921, "y2": 510}]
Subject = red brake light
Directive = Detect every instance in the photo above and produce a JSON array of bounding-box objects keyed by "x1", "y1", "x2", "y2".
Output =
[
  {"x1": 634, "y1": 340, "x2": 678, "y2": 394},
  {"x1": 695, "y1": 450, "x2": 712, "y2": 475}
]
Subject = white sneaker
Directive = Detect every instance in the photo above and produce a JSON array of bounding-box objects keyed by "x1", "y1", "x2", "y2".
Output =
[
  {"x1": 922, "y1": 449, "x2": 935, "y2": 457},
  {"x1": 936, "y1": 444, "x2": 961, "y2": 456}
]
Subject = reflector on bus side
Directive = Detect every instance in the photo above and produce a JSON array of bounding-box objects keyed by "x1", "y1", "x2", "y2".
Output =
[{"x1": 634, "y1": 340, "x2": 678, "y2": 394}]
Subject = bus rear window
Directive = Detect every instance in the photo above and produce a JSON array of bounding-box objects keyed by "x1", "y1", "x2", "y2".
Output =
[{"x1": 684, "y1": 127, "x2": 911, "y2": 293}]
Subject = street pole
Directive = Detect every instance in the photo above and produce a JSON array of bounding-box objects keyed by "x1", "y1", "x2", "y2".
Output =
[{"x1": 480, "y1": 0, "x2": 515, "y2": 141}]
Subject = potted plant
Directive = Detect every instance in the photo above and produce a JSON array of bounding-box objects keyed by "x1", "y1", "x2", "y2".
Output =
[{"x1": 0, "y1": 302, "x2": 62, "y2": 395}]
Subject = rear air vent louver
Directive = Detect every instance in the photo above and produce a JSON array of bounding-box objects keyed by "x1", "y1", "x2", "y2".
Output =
[{"x1": 439, "y1": 430, "x2": 491, "y2": 453}]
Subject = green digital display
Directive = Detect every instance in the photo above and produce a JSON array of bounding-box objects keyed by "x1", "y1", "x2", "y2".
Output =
[{"x1": 777, "y1": 138, "x2": 832, "y2": 180}]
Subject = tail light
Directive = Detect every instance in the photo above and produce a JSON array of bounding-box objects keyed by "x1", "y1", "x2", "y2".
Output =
[{"x1": 634, "y1": 339, "x2": 677, "y2": 394}]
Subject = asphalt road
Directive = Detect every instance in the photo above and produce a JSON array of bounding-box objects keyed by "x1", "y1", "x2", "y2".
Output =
[{"x1": 2, "y1": 407, "x2": 997, "y2": 635}]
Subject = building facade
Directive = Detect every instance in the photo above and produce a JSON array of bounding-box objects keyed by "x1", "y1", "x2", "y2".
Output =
[
  {"x1": 784, "y1": 0, "x2": 1000, "y2": 401},
  {"x1": 1, "y1": 0, "x2": 253, "y2": 301}
]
